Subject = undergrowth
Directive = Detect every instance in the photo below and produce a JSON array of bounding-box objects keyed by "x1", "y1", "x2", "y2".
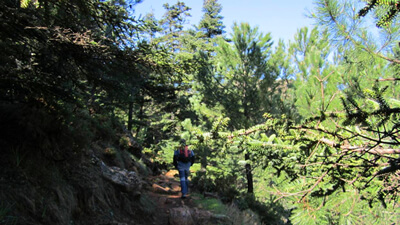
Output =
[{"x1": 191, "y1": 193, "x2": 262, "y2": 225}]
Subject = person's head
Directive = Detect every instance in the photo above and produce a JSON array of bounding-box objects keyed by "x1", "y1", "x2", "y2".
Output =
[{"x1": 180, "y1": 139, "x2": 186, "y2": 147}]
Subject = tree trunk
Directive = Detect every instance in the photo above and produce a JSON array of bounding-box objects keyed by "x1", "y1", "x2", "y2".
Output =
[
  {"x1": 135, "y1": 99, "x2": 145, "y2": 137},
  {"x1": 243, "y1": 86, "x2": 254, "y2": 194},
  {"x1": 128, "y1": 101, "x2": 133, "y2": 131},
  {"x1": 245, "y1": 153, "x2": 253, "y2": 193}
]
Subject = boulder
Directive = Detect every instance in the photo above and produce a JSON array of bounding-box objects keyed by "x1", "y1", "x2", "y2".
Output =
[
  {"x1": 169, "y1": 207, "x2": 233, "y2": 225},
  {"x1": 168, "y1": 206, "x2": 194, "y2": 225},
  {"x1": 100, "y1": 161, "x2": 141, "y2": 192}
]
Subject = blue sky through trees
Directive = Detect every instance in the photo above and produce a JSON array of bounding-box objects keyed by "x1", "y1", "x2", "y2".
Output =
[{"x1": 134, "y1": 0, "x2": 315, "y2": 45}]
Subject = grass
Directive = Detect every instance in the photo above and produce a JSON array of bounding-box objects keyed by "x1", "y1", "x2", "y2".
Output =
[
  {"x1": 191, "y1": 193, "x2": 227, "y2": 214},
  {"x1": 191, "y1": 193, "x2": 262, "y2": 225}
]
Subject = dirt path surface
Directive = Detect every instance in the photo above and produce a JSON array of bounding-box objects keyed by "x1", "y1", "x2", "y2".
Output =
[{"x1": 145, "y1": 170, "x2": 199, "y2": 225}]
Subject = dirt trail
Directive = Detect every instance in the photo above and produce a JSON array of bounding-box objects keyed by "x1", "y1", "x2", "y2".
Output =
[{"x1": 145, "y1": 170, "x2": 198, "y2": 225}]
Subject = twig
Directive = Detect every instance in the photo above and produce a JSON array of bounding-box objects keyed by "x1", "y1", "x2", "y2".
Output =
[{"x1": 299, "y1": 170, "x2": 330, "y2": 202}]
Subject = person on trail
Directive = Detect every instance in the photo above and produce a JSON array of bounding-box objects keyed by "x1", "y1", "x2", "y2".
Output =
[{"x1": 173, "y1": 139, "x2": 195, "y2": 199}]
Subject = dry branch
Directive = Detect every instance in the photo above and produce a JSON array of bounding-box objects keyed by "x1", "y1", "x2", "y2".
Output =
[{"x1": 319, "y1": 138, "x2": 400, "y2": 155}]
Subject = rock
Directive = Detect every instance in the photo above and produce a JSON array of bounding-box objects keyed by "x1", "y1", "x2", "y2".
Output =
[
  {"x1": 168, "y1": 207, "x2": 233, "y2": 225},
  {"x1": 171, "y1": 183, "x2": 180, "y2": 192},
  {"x1": 158, "y1": 196, "x2": 168, "y2": 205},
  {"x1": 165, "y1": 170, "x2": 179, "y2": 178},
  {"x1": 211, "y1": 214, "x2": 233, "y2": 224},
  {"x1": 165, "y1": 198, "x2": 173, "y2": 204},
  {"x1": 152, "y1": 183, "x2": 170, "y2": 194},
  {"x1": 168, "y1": 206, "x2": 194, "y2": 225},
  {"x1": 100, "y1": 161, "x2": 141, "y2": 192}
]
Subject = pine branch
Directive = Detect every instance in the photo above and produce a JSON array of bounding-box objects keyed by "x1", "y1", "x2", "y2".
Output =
[
  {"x1": 328, "y1": 0, "x2": 400, "y2": 64},
  {"x1": 319, "y1": 138, "x2": 400, "y2": 154}
]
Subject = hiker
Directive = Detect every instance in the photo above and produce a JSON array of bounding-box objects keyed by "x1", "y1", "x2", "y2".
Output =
[{"x1": 173, "y1": 139, "x2": 195, "y2": 199}]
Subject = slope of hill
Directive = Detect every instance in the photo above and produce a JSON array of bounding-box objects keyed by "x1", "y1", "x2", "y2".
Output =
[{"x1": 0, "y1": 126, "x2": 260, "y2": 225}]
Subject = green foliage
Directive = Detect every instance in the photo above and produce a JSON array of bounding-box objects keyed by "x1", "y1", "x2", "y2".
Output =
[
  {"x1": 193, "y1": 165, "x2": 241, "y2": 200},
  {"x1": 358, "y1": 0, "x2": 400, "y2": 27},
  {"x1": 198, "y1": 82, "x2": 399, "y2": 222},
  {"x1": 20, "y1": 0, "x2": 38, "y2": 8},
  {"x1": 290, "y1": 189, "x2": 400, "y2": 225},
  {"x1": 214, "y1": 22, "x2": 278, "y2": 130},
  {"x1": 119, "y1": 136, "x2": 130, "y2": 149},
  {"x1": 192, "y1": 193, "x2": 228, "y2": 214},
  {"x1": 4, "y1": 0, "x2": 400, "y2": 224},
  {"x1": 288, "y1": 27, "x2": 342, "y2": 119},
  {"x1": 191, "y1": 193, "x2": 263, "y2": 225},
  {"x1": 197, "y1": 0, "x2": 225, "y2": 38}
]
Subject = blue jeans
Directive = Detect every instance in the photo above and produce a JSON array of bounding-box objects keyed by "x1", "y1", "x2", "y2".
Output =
[{"x1": 178, "y1": 168, "x2": 190, "y2": 195}]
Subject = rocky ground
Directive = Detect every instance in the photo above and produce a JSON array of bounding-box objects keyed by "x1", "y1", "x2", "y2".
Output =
[{"x1": 145, "y1": 170, "x2": 233, "y2": 225}]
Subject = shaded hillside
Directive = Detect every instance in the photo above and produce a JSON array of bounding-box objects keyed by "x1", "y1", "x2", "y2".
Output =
[
  {"x1": 1, "y1": 122, "x2": 151, "y2": 224},
  {"x1": 0, "y1": 138, "x2": 261, "y2": 225},
  {"x1": 0, "y1": 105, "x2": 261, "y2": 225}
]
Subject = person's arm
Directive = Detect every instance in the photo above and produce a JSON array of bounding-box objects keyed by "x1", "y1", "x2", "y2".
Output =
[
  {"x1": 190, "y1": 151, "x2": 195, "y2": 166},
  {"x1": 173, "y1": 151, "x2": 178, "y2": 169}
]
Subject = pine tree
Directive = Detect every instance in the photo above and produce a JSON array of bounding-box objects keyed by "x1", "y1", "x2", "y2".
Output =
[
  {"x1": 216, "y1": 22, "x2": 276, "y2": 129},
  {"x1": 197, "y1": 0, "x2": 225, "y2": 39},
  {"x1": 213, "y1": 22, "x2": 277, "y2": 193}
]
